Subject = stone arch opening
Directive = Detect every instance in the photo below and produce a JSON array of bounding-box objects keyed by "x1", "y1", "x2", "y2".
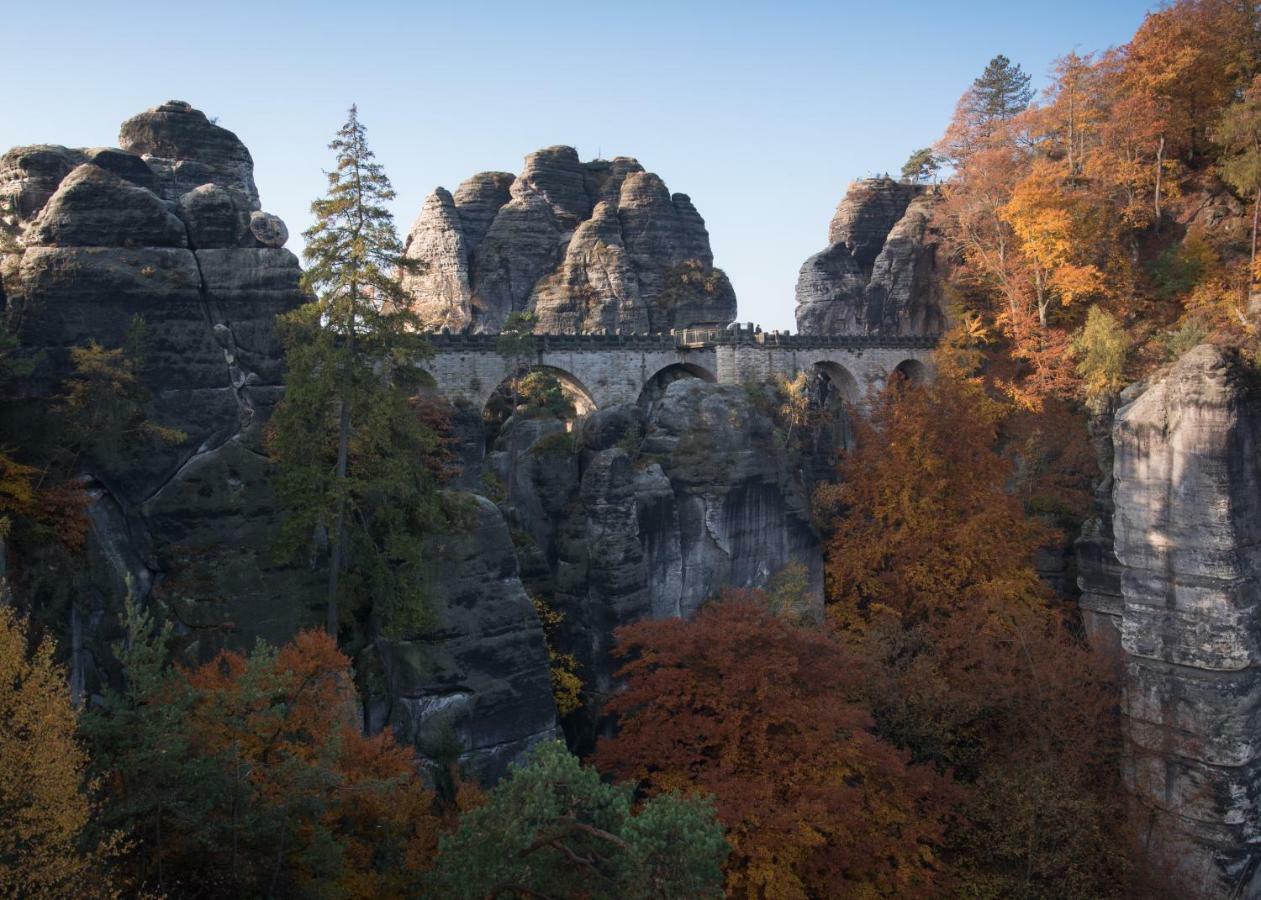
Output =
[
  {"x1": 809, "y1": 361, "x2": 861, "y2": 407},
  {"x1": 483, "y1": 364, "x2": 597, "y2": 448},
  {"x1": 637, "y1": 362, "x2": 717, "y2": 410},
  {"x1": 892, "y1": 358, "x2": 929, "y2": 386}
]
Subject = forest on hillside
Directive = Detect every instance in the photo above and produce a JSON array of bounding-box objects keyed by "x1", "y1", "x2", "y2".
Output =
[{"x1": 3, "y1": 0, "x2": 1261, "y2": 897}]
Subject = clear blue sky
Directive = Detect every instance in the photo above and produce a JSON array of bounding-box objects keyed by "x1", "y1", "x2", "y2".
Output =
[{"x1": 3, "y1": 0, "x2": 1156, "y2": 330}]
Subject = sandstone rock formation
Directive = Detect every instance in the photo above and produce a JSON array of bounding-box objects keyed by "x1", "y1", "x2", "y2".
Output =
[
  {"x1": 1, "y1": 102, "x2": 315, "y2": 665},
  {"x1": 377, "y1": 494, "x2": 559, "y2": 781},
  {"x1": 796, "y1": 177, "x2": 945, "y2": 336},
  {"x1": 402, "y1": 149, "x2": 736, "y2": 334},
  {"x1": 2, "y1": 101, "x2": 565, "y2": 784},
  {"x1": 1078, "y1": 345, "x2": 1261, "y2": 893},
  {"x1": 484, "y1": 377, "x2": 825, "y2": 750}
]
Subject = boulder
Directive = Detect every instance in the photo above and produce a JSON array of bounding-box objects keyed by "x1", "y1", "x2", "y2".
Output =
[
  {"x1": 248, "y1": 211, "x2": 287, "y2": 248},
  {"x1": 119, "y1": 100, "x2": 259, "y2": 208},
  {"x1": 177, "y1": 183, "x2": 249, "y2": 248},
  {"x1": 27, "y1": 164, "x2": 187, "y2": 248}
]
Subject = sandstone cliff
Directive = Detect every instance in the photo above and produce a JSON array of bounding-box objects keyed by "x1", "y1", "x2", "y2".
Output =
[
  {"x1": 483, "y1": 379, "x2": 826, "y2": 750},
  {"x1": 1, "y1": 101, "x2": 316, "y2": 666},
  {"x1": 795, "y1": 177, "x2": 945, "y2": 337},
  {"x1": 1, "y1": 102, "x2": 561, "y2": 782},
  {"x1": 1077, "y1": 345, "x2": 1261, "y2": 894},
  {"x1": 402, "y1": 148, "x2": 736, "y2": 334}
]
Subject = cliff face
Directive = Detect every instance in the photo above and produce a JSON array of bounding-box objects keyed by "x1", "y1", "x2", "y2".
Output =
[
  {"x1": 1, "y1": 101, "x2": 318, "y2": 665},
  {"x1": 485, "y1": 379, "x2": 825, "y2": 749},
  {"x1": 795, "y1": 177, "x2": 945, "y2": 337},
  {"x1": 402, "y1": 148, "x2": 736, "y2": 334},
  {"x1": 1079, "y1": 345, "x2": 1261, "y2": 893},
  {"x1": 1, "y1": 102, "x2": 559, "y2": 782}
]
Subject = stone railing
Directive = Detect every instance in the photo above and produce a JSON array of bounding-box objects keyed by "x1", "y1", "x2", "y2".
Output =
[{"x1": 425, "y1": 327, "x2": 940, "y2": 352}]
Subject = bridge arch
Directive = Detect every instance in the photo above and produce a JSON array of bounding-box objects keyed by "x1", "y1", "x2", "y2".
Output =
[
  {"x1": 637, "y1": 361, "x2": 717, "y2": 409},
  {"x1": 808, "y1": 360, "x2": 861, "y2": 407},
  {"x1": 482, "y1": 364, "x2": 598, "y2": 431},
  {"x1": 892, "y1": 358, "x2": 929, "y2": 386}
]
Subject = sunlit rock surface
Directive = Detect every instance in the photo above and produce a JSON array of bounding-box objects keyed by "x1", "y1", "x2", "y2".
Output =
[{"x1": 402, "y1": 148, "x2": 736, "y2": 334}]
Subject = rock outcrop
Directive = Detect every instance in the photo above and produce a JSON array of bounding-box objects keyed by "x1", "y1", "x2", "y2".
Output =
[
  {"x1": 2, "y1": 102, "x2": 565, "y2": 785},
  {"x1": 377, "y1": 494, "x2": 559, "y2": 781},
  {"x1": 1079, "y1": 345, "x2": 1261, "y2": 893},
  {"x1": 1, "y1": 102, "x2": 316, "y2": 666},
  {"x1": 402, "y1": 148, "x2": 735, "y2": 334},
  {"x1": 485, "y1": 378, "x2": 825, "y2": 750},
  {"x1": 795, "y1": 177, "x2": 945, "y2": 337}
]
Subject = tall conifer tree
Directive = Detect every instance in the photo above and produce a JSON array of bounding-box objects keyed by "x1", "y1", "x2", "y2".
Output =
[
  {"x1": 269, "y1": 105, "x2": 439, "y2": 637},
  {"x1": 967, "y1": 54, "x2": 1034, "y2": 132}
]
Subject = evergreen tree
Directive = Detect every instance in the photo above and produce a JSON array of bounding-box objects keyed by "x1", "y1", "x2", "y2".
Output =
[
  {"x1": 966, "y1": 54, "x2": 1034, "y2": 131},
  {"x1": 429, "y1": 741, "x2": 727, "y2": 899},
  {"x1": 900, "y1": 147, "x2": 940, "y2": 183},
  {"x1": 268, "y1": 105, "x2": 441, "y2": 637}
]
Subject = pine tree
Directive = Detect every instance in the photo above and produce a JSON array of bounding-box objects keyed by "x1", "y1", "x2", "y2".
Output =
[
  {"x1": 268, "y1": 105, "x2": 440, "y2": 637},
  {"x1": 900, "y1": 147, "x2": 940, "y2": 183},
  {"x1": 967, "y1": 54, "x2": 1034, "y2": 131}
]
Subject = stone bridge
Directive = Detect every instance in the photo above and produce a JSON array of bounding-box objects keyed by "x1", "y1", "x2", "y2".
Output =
[{"x1": 420, "y1": 324, "x2": 938, "y2": 412}]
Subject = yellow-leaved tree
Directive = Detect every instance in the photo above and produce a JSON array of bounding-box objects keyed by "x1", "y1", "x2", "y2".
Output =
[{"x1": 0, "y1": 601, "x2": 112, "y2": 898}]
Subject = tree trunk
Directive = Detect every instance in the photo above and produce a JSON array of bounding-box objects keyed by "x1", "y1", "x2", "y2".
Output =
[
  {"x1": 1251, "y1": 185, "x2": 1260, "y2": 283},
  {"x1": 1153, "y1": 135, "x2": 1165, "y2": 232},
  {"x1": 326, "y1": 397, "x2": 350, "y2": 636}
]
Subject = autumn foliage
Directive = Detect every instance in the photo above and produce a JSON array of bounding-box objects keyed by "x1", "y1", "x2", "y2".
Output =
[
  {"x1": 818, "y1": 377, "x2": 1139, "y2": 897},
  {"x1": 594, "y1": 598, "x2": 952, "y2": 899},
  {"x1": 937, "y1": 0, "x2": 1261, "y2": 408},
  {"x1": 88, "y1": 611, "x2": 439, "y2": 897},
  {"x1": 0, "y1": 603, "x2": 113, "y2": 899}
]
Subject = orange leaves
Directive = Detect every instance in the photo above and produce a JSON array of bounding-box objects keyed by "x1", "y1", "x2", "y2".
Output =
[
  {"x1": 819, "y1": 376, "x2": 1050, "y2": 631},
  {"x1": 593, "y1": 599, "x2": 952, "y2": 899},
  {"x1": 178, "y1": 630, "x2": 439, "y2": 895}
]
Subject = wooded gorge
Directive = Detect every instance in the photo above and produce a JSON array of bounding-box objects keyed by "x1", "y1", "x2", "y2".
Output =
[{"x1": 4, "y1": 0, "x2": 1261, "y2": 897}]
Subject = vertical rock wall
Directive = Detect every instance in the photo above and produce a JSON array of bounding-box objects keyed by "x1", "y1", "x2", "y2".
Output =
[{"x1": 1086, "y1": 345, "x2": 1261, "y2": 894}]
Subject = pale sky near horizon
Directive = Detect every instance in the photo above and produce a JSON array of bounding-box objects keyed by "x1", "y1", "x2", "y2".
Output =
[{"x1": 4, "y1": 0, "x2": 1156, "y2": 331}]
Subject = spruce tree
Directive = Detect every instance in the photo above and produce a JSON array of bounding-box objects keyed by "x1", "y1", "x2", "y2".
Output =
[{"x1": 269, "y1": 105, "x2": 439, "y2": 637}]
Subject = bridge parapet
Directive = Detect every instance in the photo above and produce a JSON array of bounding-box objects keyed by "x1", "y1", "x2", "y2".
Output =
[{"x1": 426, "y1": 328, "x2": 939, "y2": 352}]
